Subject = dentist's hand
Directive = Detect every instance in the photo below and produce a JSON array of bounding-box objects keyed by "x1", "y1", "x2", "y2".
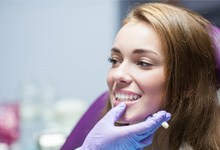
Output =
[{"x1": 79, "y1": 102, "x2": 171, "y2": 150}]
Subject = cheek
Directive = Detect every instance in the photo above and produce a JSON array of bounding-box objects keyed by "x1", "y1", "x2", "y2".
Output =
[
  {"x1": 138, "y1": 73, "x2": 165, "y2": 93},
  {"x1": 137, "y1": 71, "x2": 166, "y2": 108},
  {"x1": 106, "y1": 70, "x2": 113, "y2": 90},
  {"x1": 143, "y1": 68, "x2": 165, "y2": 90},
  {"x1": 141, "y1": 80, "x2": 165, "y2": 95},
  {"x1": 107, "y1": 71, "x2": 114, "y2": 108}
]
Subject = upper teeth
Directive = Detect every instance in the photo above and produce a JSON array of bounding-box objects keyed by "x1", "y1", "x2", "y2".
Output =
[{"x1": 115, "y1": 93, "x2": 141, "y2": 101}]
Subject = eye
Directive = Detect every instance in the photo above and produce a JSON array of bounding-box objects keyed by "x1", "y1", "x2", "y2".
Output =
[
  {"x1": 108, "y1": 57, "x2": 121, "y2": 67},
  {"x1": 108, "y1": 57, "x2": 117, "y2": 64},
  {"x1": 137, "y1": 61, "x2": 153, "y2": 68}
]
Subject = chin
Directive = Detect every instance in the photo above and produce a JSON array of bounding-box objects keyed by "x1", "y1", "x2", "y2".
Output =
[{"x1": 116, "y1": 114, "x2": 145, "y2": 125}]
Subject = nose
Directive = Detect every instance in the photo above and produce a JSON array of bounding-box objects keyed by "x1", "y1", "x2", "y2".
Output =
[{"x1": 112, "y1": 63, "x2": 132, "y2": 84}]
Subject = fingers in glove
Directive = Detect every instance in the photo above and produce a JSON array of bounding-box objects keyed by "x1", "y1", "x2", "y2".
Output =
[
  {"x1": 134, "y1": 134, "x2": 154, "y2": 149},
  {"x1": 126, "y1": 111, "x2": 171, "y2": 136},
  {"x1": 104, "y1": 102, "x2": 126, "y2": 124}
]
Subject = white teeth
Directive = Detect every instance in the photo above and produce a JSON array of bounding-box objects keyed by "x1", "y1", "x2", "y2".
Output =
[
  {"x1": 134, "y1": 95, "x2": 138, "y2": 99},
  {"x1": 115, "y1": 93, "x2": 141, "y2": 101}
]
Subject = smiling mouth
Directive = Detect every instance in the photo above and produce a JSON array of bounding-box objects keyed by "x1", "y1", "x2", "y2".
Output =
[{"x1": 114, "y1": 93, "x2": 141, "y2": 101}]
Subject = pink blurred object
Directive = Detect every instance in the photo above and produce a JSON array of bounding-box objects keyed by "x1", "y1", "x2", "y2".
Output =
[
  {"x1": 211, "y1": 25, "x2": 220, "y2": 87},
  {"x1": 0, "y1": 103, "x2": 20, "y2": 146}
]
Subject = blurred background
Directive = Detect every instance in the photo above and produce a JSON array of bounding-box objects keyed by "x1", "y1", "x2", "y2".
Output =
[{"x1": 0, "y1": 0, "x2": 219, "y2": 150}]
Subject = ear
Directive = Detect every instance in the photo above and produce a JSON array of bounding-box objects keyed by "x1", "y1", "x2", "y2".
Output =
[{"x1": 210, "y1": 25, "x2": 220, "y2": 88}]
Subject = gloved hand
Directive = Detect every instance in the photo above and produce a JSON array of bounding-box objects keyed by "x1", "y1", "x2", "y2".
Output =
[{"x1": 79, "y1": 102, "x2": 171, "y2": 150}]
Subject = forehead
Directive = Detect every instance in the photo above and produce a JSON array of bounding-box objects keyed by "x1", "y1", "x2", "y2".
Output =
[{"x1": 113, "y1": 21, "x2": 164, "y2": 58}]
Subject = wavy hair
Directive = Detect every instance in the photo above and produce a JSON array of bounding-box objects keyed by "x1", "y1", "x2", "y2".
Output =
[{"x1": 122, "y1": 3, "x2": 220, "y2": 149}]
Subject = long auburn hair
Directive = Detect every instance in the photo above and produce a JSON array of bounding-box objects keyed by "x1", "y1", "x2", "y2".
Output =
[{"x1": 103, "y1": 2, "x2": 220, "y2": 150}]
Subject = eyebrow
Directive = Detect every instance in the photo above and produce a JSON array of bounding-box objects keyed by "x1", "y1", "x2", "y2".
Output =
[
  {"x1": 110, "y1": 47, "x2": 159, "y2": 56},
  {"x1": 111, "y1": 47, "x2": 121, "y2": 53}
]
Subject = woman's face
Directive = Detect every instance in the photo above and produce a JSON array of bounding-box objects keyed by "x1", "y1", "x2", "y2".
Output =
[{"x1": 107, "y1": 21, "x2": 166, "y2": 124}]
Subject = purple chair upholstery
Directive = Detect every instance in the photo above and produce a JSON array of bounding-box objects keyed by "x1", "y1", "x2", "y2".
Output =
[
  {"x1": 60, "y1": 91, "x2": 109, "y2": 150},
  {"x1": 212, "y1": 26, "x2": 220, "y2": 88}
]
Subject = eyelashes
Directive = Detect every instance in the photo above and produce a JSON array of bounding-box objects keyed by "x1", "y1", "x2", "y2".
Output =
[
  {"x1": 137, "y1": 61, "x2": 153, "y2": 67},
  {"x1": 108, "y1": 57, "x2": 117, "y2": 64},
  {"x1": 108, "y1": 56, "x2": 153, "y2": 68},
  {"x1": 108, "y1": 57, "x2": 120, "y2": 67}
]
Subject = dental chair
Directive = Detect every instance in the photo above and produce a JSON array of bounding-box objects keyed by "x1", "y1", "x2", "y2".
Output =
[{"x1": 60, "y1": 91, "x2": 109, "y2": 150}]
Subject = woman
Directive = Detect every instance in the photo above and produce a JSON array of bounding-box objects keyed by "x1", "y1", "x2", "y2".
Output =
[{"x1": 77, "y1": 2, "x2": 220, "y2": 150}]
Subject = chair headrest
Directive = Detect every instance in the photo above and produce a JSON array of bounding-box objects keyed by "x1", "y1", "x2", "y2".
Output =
[{"x1": 211, "y1": 25, "x2": 220, "y2": 88}]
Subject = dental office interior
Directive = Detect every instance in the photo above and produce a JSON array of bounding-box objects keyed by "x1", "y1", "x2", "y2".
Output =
[{"x1": 0, "y1": 0, "x2": 220, "y2": 150}]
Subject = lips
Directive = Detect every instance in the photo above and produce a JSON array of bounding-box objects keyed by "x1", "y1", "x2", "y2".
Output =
[{"x1": 114, "y1": 92, "x2": 141, "y2": 101}]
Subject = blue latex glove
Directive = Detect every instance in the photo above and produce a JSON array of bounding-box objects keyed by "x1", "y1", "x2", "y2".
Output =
[{"x1": 79, "y1": 102, "x2": 171, "y2": 150}]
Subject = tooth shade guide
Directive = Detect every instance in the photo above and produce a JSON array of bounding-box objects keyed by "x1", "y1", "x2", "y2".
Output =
[
  {"x1": 151, "y1": 114, "x2": 169, "y2": 129},
  {"x1": 162, "y1": 122, "x2": 169, "y2": 129}
]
